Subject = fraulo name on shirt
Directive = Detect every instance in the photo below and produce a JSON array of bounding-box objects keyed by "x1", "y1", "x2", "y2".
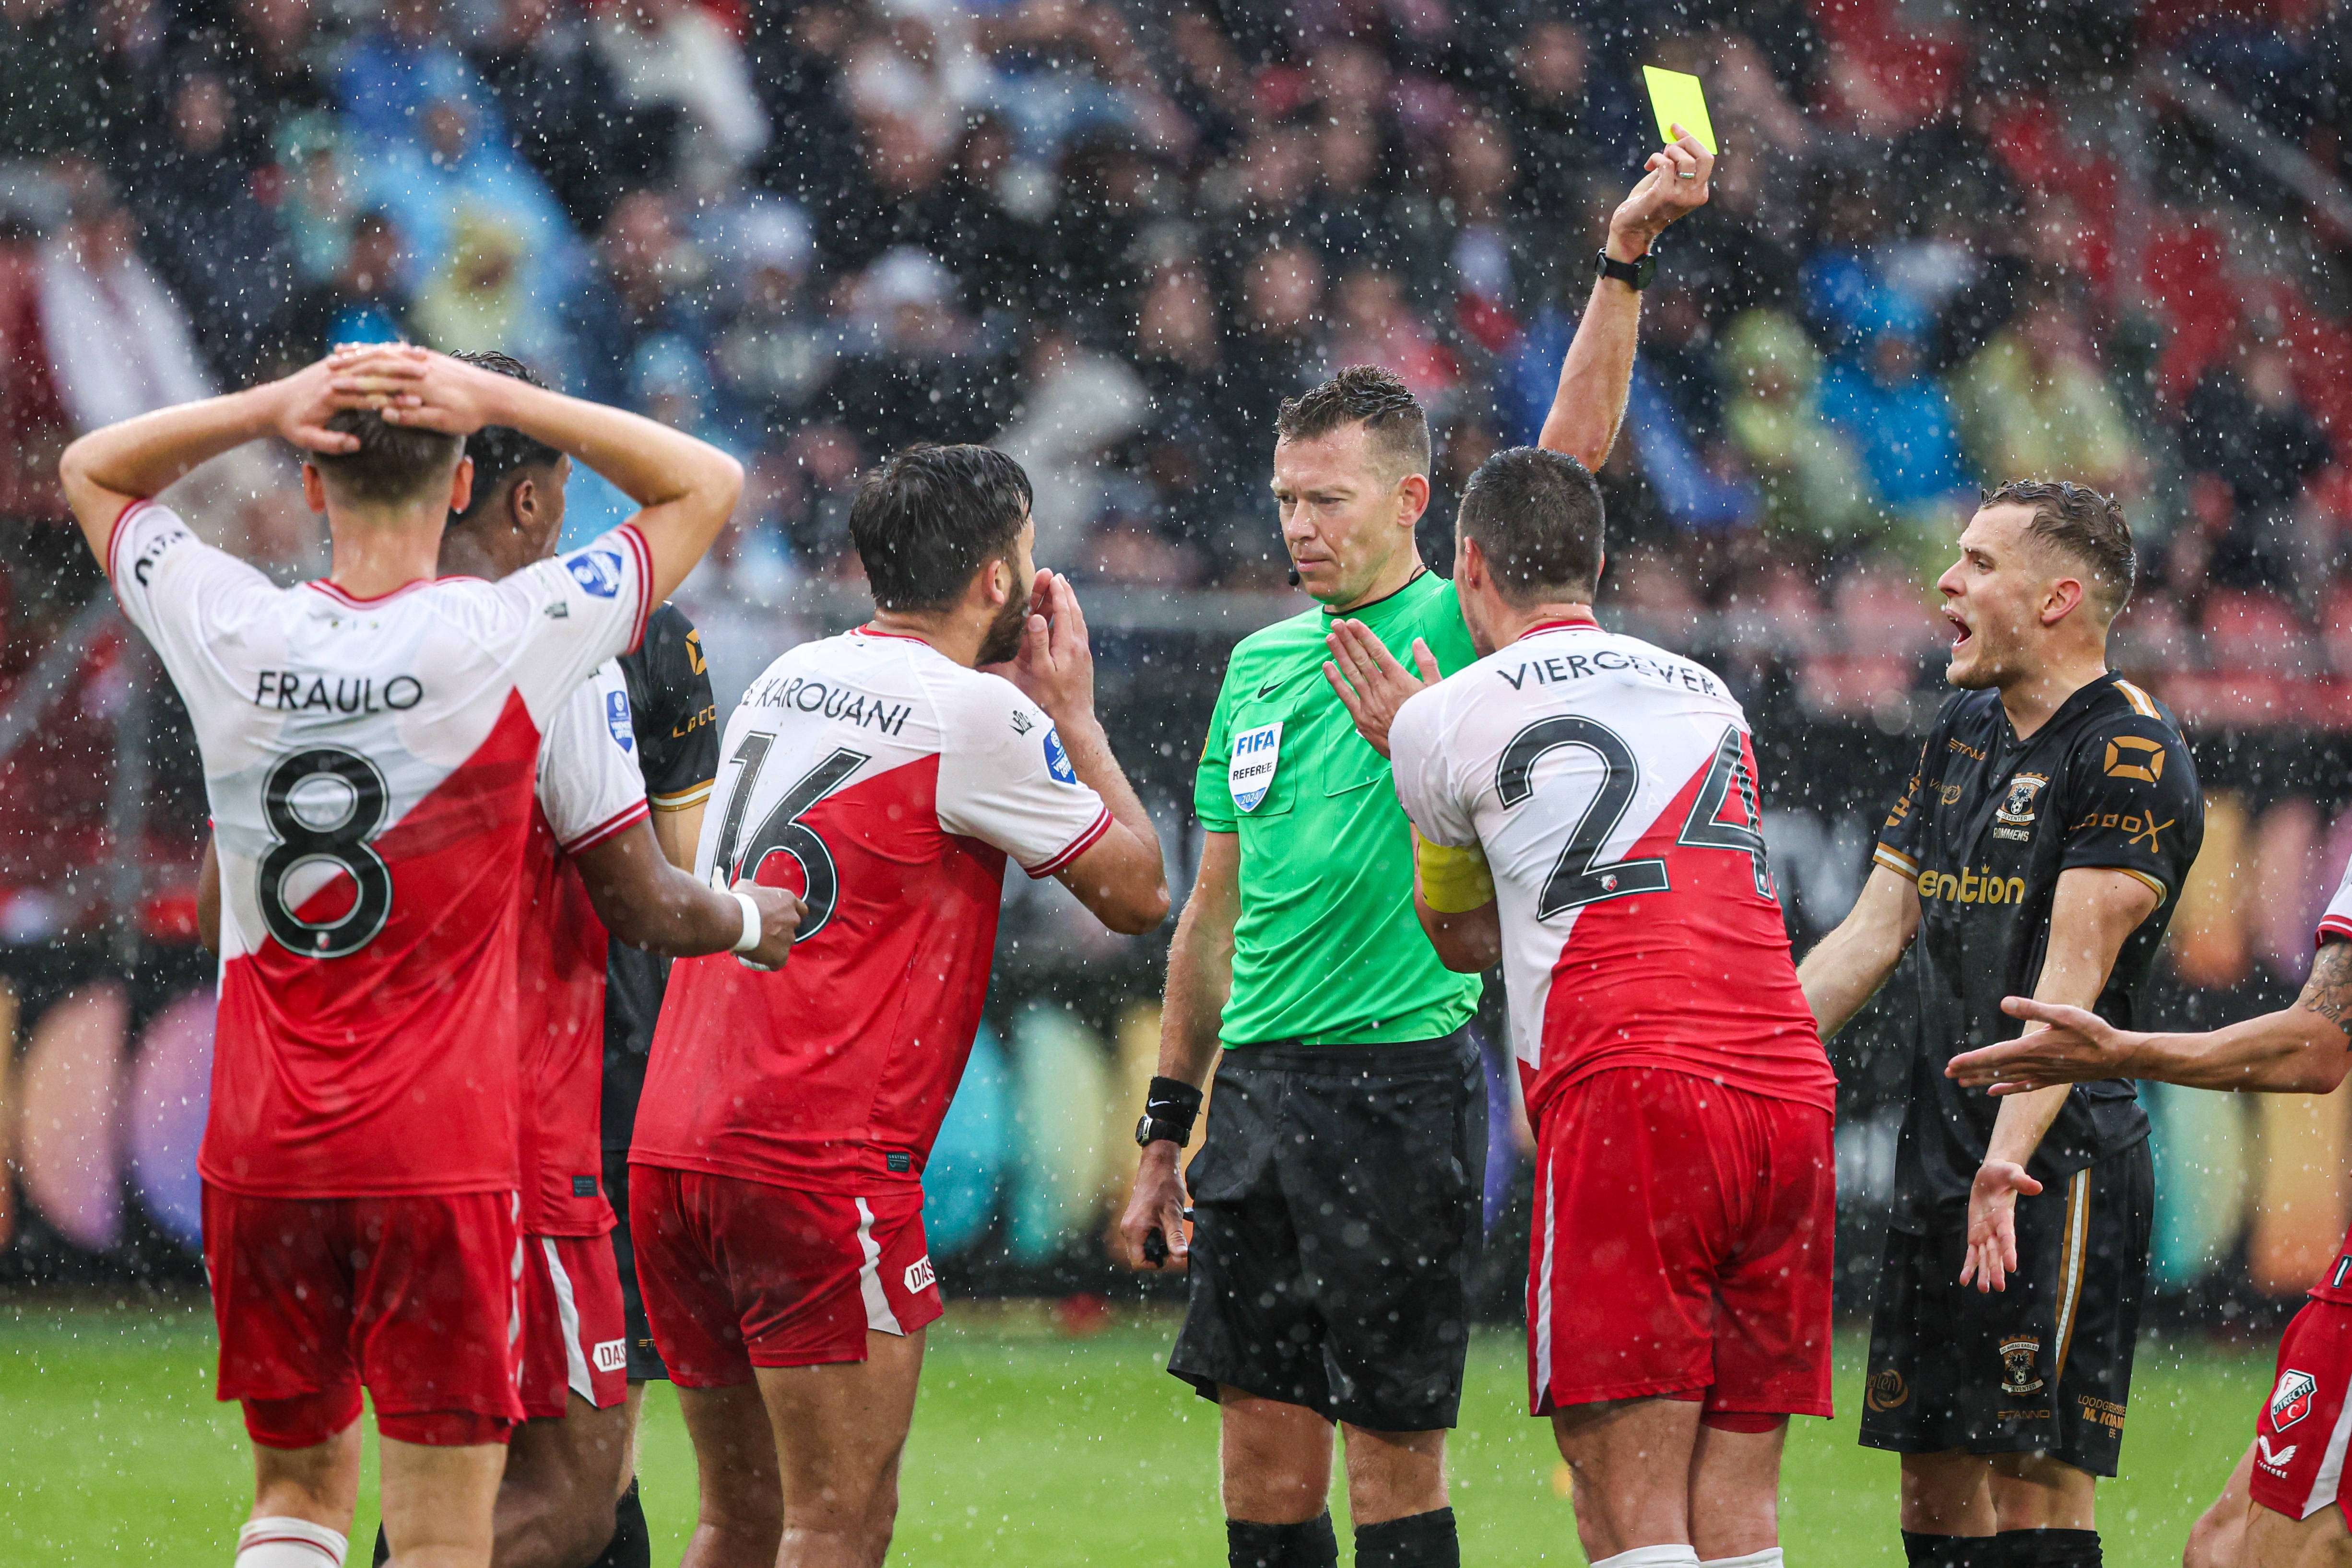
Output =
[
  {"x1": 745, "y1": 673, "x2": 913, "y2": 736},
  {"x1": 251, "y1": 670, "x2": 424, "y2": 713},
  {"x1": 1494, "y1": 647, "x2": 1722, "y2": 698}
]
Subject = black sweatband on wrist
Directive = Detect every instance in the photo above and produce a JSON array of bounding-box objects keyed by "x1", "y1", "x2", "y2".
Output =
[{"x1": 1146, "y1": 1075, "x2": 1204, "y2": 1140}]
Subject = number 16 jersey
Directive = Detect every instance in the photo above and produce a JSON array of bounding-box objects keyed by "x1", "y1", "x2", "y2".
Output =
[
  {"x1": 632, "y1": 628, "x2": 1112, "y2": 1195},
  {"x1": 1389, "y1": 620, "x2": 1835, "y2": 1126}
]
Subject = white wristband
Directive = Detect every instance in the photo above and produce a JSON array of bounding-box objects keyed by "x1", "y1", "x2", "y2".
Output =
[{"x1": 730, "y1": 889, "x2": 762, "y2": 954}]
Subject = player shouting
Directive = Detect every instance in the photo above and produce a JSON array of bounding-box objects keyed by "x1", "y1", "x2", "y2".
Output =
[
  {"x1": 1799, "y1": 482, "x2": 2204, "y2": 1568},
  {"x1": 61, "y1": 345, "x2": 754, "y2": 1568},
  {"x1": 1946, "y1": 861, "x2": 2352, "y2": 1568},
  {"x1": 628, "y1": 444, "x2": 1169, "y2": 1568},
  {"x1": 1333, "y1": 447, "x2": 1838, "y2": 1568}
]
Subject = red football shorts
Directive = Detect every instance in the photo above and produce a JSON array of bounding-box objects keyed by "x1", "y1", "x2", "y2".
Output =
[
  {"x1": 2250, "y1": 1297, "x2": 2352, "y2": 1521},
  {"x1": 628, "y1": 1164, "x2": 943, "y2": 1387},
  {"x1": 203, "y1": 1183, "x2": 525, "y2": 1448},
  {"x1": 1526, "y1": 1067, "x2": 1835, "y2": 1422},
  {"x1": 519, "y1": 1233, "x2": 630, "y2": 1419}
]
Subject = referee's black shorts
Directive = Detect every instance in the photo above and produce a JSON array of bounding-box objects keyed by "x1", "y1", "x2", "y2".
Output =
[
  {"x1": 602, "y1": 1147, "x2": 669, "y2": 1383},
  {"x1": 1859, "y1": 1138, "x2": 2152, "y2": 1476},
  {"x1": 1168, "y1": 1029, "x2": 1485, "y2": 1433}
]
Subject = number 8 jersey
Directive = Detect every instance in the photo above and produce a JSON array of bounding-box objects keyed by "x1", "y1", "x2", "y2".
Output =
[
  {"x1": 631, "y1": 627, "x2": 1112, "y2": 1194},
  {"x1": 1389, "y1": 619, "x2": 1835, "y2": 1125},
  {"x1": 107, "y1": 500, "x2": 655, "y2": 1198}
]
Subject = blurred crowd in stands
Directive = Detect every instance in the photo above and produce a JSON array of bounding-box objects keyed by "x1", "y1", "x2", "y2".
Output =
[{"x1": 9, "y1": 0, "x2": 2352, "y2": 931}]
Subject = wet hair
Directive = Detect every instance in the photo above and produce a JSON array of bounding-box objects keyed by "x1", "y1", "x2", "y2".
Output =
[
  {"x1": 307, "y1": 405, "x2": 464, "y2": 507},
  {"x1": 1454, "y1": 446, "x2": 1606, "y2": 605},
  {"x1": 1982, "y1": 479, "x2": 2136, "y2": 621},
  {"x1": 849, "y1": 444, "x2": 1033, "y2": 613},
  {"x1": 1275, "y1": 365, "x2": 1431, "y2": 482},
  {"x1": 447, "y1": 350, "x2": 560, "y2": 526}
]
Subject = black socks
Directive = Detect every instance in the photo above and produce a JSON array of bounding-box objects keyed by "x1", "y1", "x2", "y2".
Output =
[
  {"x1": 1354, "y1": 1508, "x2": 1459, "y2": 1568},
  {"x1": 583, "y1": 1479, "x2": 652, "y2": 1568},
  {"x1": 1998, "y1": 1529, "x2": 2101, "y2": 1567},
  {"x1": 1902, "y1": 1528, "x2": 2101, "y2": 1567},
  {"x1": 1228, "y1": 1512, "x2": 1340, "y2": 1568}
]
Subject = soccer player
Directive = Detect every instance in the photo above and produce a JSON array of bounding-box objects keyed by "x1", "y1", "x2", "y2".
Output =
[
  {"x1": 627, "y1": 443, "x2": 1170, "y2": 1568},
  {"x1": 60, "y1": 344, "x2": 756, "y2": 1568},
  {"x1": 1797, "y1": 482, "x2": 2205, "y2": 1568},
  {"x1": 1945, "y1": 863, "x2": 2352, "y2": 1568},
  {"x1": 189, "y1": 354, "x2": 775, "y2": 1568},
  {"x1": 1116, "y1": 136, "x2": 1714, "y2": 1568},
  {"x1": 1338, "y1": 446, "x2": 1838, "y2": 1568}
]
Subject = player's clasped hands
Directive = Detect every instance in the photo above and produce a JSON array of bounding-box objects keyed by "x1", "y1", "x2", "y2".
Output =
[
  {"x1": 1322, "y1": 620, "x2": 1440, "y2": 759},
  {"x1": 325, "y1": 341, "x2": 512, "y2": 436}
]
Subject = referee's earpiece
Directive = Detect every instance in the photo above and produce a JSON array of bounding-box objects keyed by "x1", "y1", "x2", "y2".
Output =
[{"x1": 1288, "y1": 565, "x2": 1301, "y2": 587}]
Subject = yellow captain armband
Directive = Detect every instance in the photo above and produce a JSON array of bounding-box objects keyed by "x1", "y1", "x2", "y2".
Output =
[{"x1": 1412, "y1": 826, "x2": 1495, "y2": 913}]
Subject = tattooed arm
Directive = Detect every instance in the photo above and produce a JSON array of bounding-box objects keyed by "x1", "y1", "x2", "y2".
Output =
[{"x1": 1948, "y1": 941, "x2": 2352, "y2": 1096}]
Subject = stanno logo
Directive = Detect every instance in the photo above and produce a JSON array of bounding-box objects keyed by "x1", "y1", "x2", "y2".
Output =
[
  {"x1": 904, "y1": 1255, "x2": 936, "y2": 1293},
  {"x1": 2104, "y1": 735, "x2": 2166, "y2": 782}
]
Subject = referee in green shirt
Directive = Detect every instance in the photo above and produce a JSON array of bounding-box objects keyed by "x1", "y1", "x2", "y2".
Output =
[{"x1": 1116, "y1": 139, "x2": 1716, "y2": 1568}]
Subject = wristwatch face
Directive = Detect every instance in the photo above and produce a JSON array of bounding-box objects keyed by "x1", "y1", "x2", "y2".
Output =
[{"x1": 1134, "y1": 1115, "x2": 1157, "y2": 1147}]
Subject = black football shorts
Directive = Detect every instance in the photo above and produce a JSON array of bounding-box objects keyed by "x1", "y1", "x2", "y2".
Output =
[
  {"x1": 1859, "y1": 1138, "x2": 2152, "y2": 1476},
  {"x1": 602, "y1": 1147, "x2": 670, "y2": 1384},
  {"x1": 1168, "y1": 1031, "x2": 1485, "y2": 1433}
]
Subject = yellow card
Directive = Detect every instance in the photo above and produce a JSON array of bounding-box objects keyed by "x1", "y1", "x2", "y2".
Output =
[{"x1": 1642, "y1": 65, "x2": 1717, "y2": 156}]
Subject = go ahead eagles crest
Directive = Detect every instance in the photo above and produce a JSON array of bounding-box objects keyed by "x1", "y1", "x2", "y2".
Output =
[{"x1": 1998, "y1": 1335, "x2": 2045, "y2": 1398}]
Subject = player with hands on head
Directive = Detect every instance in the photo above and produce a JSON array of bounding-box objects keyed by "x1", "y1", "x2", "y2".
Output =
[
  {"x1": 1794, "y1": 482, "x2": 2203, "y2": 1568},
  {"x1": 1117, "y1": 132, "x2": 1714, "y2": 1568},
  {"x1": 1948, "y1": 877, "x2": 2352, "y2": 1568},
  {"x1": 629, "y1": 444, "x2": 1165, "y2": 1568},
  {"x1": 59, "y1": 346, "x2": 744, "y2": 1568}
]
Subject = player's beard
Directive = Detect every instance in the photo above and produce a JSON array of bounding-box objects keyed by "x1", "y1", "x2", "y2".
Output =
[{"x1": 976, "y1": 588, "x2": 1029, "y2": 666}]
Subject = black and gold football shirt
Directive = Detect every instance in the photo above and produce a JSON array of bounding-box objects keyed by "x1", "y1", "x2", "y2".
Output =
[
  {"x1": 601, "y1": 601, "x2": 719, "y2": 1150},
  {"x1": 1872, "y1": 672, "x2": 2203, "y2": 1229}
]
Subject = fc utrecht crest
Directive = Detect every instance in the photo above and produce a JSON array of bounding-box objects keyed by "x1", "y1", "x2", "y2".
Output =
[
  {"x1": 1229, "y1": 721, "x2": 1282, "y2": 813},
  {"x1": 2272, "y1": 1369, "x2": 2320, "y2": 1432}
]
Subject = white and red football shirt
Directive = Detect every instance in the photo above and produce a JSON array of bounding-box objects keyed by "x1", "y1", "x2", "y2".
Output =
[
  {"x1": 516, "y1": 662, "x2": 649, "y2": 1238},
  {"x1": 107, "y1": 500, "x2": 652, "y2": 1198},
  {"x1": 1390, "y1": 619, "x2": 1836, "y2": 1126},
  {"x1": 632, "y1": 627, "x2": 1112, "y2": 1193}
]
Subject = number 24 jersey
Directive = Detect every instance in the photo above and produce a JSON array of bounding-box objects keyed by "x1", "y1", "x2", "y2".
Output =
[
  {"x1": 1390, "y1": 621, "x2": 1835, "y2": 1126},
  {"x1": 107, "y1": 500, "x2": 654, "y2": 1199},
  {"x1": 632, "y1": 628, "x2": 1112, "y2": 1194}
]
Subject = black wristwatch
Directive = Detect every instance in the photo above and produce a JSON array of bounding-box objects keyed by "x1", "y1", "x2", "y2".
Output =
[
  {"x1": 1596, "y1": 247, "x2": 1656, "y2": 291},
  {"x1": 1135, "y1": 1114, "x2": 1191, "y2": 1149}
]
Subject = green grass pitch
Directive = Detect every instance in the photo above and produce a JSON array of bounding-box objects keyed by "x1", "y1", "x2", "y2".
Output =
[{"x1": 0, "y1": 1296, "x2": 2270, "y2": 1565}]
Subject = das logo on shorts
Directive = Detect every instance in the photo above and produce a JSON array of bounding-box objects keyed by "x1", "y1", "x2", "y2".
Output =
[
  {"x1": 1229, "y1": 721, "x2": 1282, "y2": 813},
  {"x1": 2272, "y1": 1369, "x2": 2320, "y2": 1432}
]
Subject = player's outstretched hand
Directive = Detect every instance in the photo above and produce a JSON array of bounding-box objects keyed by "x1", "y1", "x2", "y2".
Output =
[
  {"x1": 1608, "y1": 124, "x2": 1713, "y2": 258},
  {"x1": 1116, "y1": 1142, "x2": 1192, "y2": 1272},
  {"x1": 1959, "y1": 1160, "x2": 2043, "y2": 1294},
  {"x1": 1323, "y1": 620, "x2": 1439, "y2": 759},
  {"x1": 327, "y1": 342, "x2": 508, "y2": 436},
  {"x1": 985, "y1": 570, "x2": 1099, "y2": 728},
  {"x1": 734, "y1": 879, "x2": 804, "y2": 972},
  {"x1": 1948, "y1": 1000, "x2": 2142, "y2": 1094}
]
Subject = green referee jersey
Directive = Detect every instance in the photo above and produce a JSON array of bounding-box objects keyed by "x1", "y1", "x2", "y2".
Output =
[{"x1": 1193, "y1": 569, "x2": 1482, "y2": 1048}]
